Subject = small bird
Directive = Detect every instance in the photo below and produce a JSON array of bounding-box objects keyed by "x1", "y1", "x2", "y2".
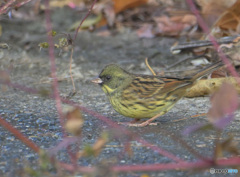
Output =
[{"x1": 92, "y1": 61, "x2": 223, "y2": 127}]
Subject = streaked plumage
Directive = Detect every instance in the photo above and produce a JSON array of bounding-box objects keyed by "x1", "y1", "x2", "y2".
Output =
[{"x1": 92, "y1": 61, "x2": 223, "y2": 123}]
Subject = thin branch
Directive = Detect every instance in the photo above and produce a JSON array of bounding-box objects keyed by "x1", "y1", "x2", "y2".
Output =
[
  {"x1": 0, "y1": 115, "x2": 40, "y2": 153},
  {"x1": 0, "y1": 0, "x2": 33, "y2": 15},
  {"x1": 0, "y1": 79, "x2": 186, "y2": 163},
  {"x1": 69, "y1": 48, "x2": 76, "y2": 92},
  {"x1": 73, "y1": 0, "x2": 98, "y2": 41},
  {"x1": 44, "y1": 0, "x2": 66, "y2": 136}
]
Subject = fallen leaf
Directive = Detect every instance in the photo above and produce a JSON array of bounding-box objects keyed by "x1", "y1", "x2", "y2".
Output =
[
  {"x1": 103, "y1": 3, "x2": 116, "y2": 27},
  {"x1": 113, "y1": 0, "x2": 148, "y2": 14},
  {"x1": 197, "y1": 0, "x2": 236, "y2": 27},
  {"x1": 69, "y1": 13, "x2": 102, "y2": 31},
  {"x1": 65, "y1": 107, "x2": 84, "y2": 136},
  {"x1": 214, "y1": 0, "x2": 240, "y2": 30},
  {"x1": 185, "y1": 77, "x2": 240, "y2": 98},
  {"x1": 153, "y1": 14, "x2": 197, "y2": 36}
]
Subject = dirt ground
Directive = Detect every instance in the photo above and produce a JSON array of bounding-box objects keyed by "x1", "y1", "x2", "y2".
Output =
[{"x1": 0, "y1": 6, "x2": 240, "y2": 177}]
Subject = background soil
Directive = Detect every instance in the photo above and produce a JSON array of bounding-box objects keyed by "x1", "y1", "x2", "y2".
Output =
[{"x1": 0, "y1": 6, "x2": 239, "y2": 177}]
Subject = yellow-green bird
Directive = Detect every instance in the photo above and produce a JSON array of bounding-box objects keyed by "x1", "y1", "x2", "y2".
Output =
[{"x1": 92, "y1": 61, "x2": 223, "y2": 127}]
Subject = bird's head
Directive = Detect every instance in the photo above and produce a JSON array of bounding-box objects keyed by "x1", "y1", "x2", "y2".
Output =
[{"x1": 92, "y1": 64, "x2": 132, "y2": 95}]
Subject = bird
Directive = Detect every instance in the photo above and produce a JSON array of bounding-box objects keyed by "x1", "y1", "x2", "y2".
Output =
[{"x1": 92, "y1": 61, "x2": 223, "y2": 127}]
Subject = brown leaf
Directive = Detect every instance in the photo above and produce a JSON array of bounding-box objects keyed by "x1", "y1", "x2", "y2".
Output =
[
  {"x1": 185, "y1": 77, "x2": 240, "y2": 98},
  {"x1": 212, "y1": 0, "x2": 240, "y2": 36},
  {"x1": 197, "y1": 0, "x2": 236, "y2": 27},
  {"x1": 208, "y1": 82, "x2": 239, "y2": 123},
  {"x1": 103, "y1": 3, "x2": 116, "y2": 27},
  {"x1": 113, "y1": 0, "x2": 148, "y2": 14},
  {"x1": 153, "y1": 14, "x2": 196, "y2": 36},
  {"x1": 65, "y1": 108, "x2": 84, "y2": 136}
]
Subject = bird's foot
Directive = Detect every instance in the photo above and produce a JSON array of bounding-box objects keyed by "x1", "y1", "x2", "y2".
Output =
[{"x1": 118, "y1": 120, "x2": 158, "y2": 127}]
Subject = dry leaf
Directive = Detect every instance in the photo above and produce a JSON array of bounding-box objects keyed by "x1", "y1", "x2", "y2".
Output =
[
  {"x1": 69, "y1": 13, "x2": 102, "y2": 31},
  {"x1": 95, "y1": 0, "x2": 148, "y2": 27},
  {"x1": 113, "y1": 0, "x2": 148, "y2": 14},
  {"x1": 103, "y1": 3, "x2": 116, "y2": 27},
  {"x1": 65, "y1": 107, "x2": 84, "y2": 136},
  {"x1": 197, "y1": 0, "x2": 236, "y2": 27},
  {"x1": 153, "y1": 14, "x2": 196, "y2": 36},
  {"x1": 211, "y1": 0, "x2": 240, "y2": 36},
  {"x1": 185, "y1": 77, "x2": 240, "y2": 98}
]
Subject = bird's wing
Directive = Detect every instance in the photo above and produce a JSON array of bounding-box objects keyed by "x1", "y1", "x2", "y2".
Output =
[{"x1": 123, "y1": 76, "x2": 192, "y2": 99}]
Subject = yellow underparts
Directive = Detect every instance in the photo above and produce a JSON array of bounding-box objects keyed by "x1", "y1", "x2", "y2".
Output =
[{"x1": 109, "y1": 95, "x2": 179, "y2": 119}]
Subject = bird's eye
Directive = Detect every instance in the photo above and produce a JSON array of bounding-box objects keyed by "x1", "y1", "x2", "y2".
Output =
[{"x1": 105, "y1": 75, "x2": 111, "y2": 81}]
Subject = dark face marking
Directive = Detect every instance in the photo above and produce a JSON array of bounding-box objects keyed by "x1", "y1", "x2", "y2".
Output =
[
  {"x1": 98, "y1": 64, "x2": 131, "y2": 90},
  {"x1": 100, "y1": 74, "x2": 112, "y2": 84}
]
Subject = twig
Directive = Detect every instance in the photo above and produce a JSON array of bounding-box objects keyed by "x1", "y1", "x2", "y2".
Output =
[
  {"x1": 68, "y1": 0, "x2": 97, "y2": 93},
  {"x1": 145, "y1": 58, "x2": 156, "y2": 75},
  {"x1": 69, "y1": 47, "x2": 76, "y2": 93},
  {"x1": 73, "y1": 0, "x2": 98, "y2": 41},
  {"x1": 0, "y1": 0, "x2": 33, "y2": 15},
  {"x1": 0, "y1": 0, "x2": 15, "y2": 14},
  {"x1": 60, "y1": 156, "x2": 240, "y2": 173},
  {"x1": 44, "y1": 0, "x2": 66, "y2": 137},
  {"x1": 15, "y1": 0, "x2": 32, "y2": 8},
  {"x1": 1, "y1": 79, "x2": 185, "y2": 163},
  {"x1": 0, "y1": 115, "x2": 39, "y2": 153}
]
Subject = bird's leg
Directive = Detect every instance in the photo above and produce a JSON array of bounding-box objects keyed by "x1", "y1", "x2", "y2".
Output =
[
  {"x1": 118, "y1": 118, "x2": 141, "y2": 126},
  {"x1": 127, "y1": 111, "x2": 166, "y2": 127}
]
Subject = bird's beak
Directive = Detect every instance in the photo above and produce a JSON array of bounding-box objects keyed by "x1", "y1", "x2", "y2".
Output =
[{"x1": 91, "y1": 78, "x2": 103, "y2": 84}]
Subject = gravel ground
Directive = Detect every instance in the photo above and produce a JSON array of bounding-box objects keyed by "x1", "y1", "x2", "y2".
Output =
[{"x1": 0, "y1": 6, "x2": 239, "y2": 177}]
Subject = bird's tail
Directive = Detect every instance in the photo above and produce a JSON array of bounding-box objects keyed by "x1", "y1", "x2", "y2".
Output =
[{"x1": 191, "y1": 60, "x2": 224, "y2": 81}]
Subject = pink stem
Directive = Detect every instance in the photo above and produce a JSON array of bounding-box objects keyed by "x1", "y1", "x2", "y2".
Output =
[
  {"x1": 44, "y1": 0, "x2": 66, "y2": 136},
  {"x1": 186, "y1": 0, "x2": 239, "y2": 79}
]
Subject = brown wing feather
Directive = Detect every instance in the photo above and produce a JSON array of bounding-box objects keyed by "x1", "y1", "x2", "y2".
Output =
[{"x1": 122, "y1": 75, "x2": 192, "y2": 99}]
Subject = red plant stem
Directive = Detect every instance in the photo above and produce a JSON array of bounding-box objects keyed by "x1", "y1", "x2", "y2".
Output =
[
  {"x1": 0, "y1": 115, "x2": 39, "y2": 153},
  {"x1": 73, "y1": 0, "x2": 98, "y2": 41},
  {"x1": 0, "y1": 0, "x2": 33, "y2": 15},
  {"x1": 16, "y1": 0, "x2": 32, "y2": 8},
  {"x1": 111, "y1": 157, "x2": 240, "y2": 172},
  {"x1": 186, "y1": 0, "x2": 239, "y2": 79},
  {"x1": 60, "y1": 157, "x2": 240, "y2": 173},
  {"x1": 1, "y1": 79, "x2": 185, "y2": 163},
  {"x1": 44, "y1": 0, "x2": 66, "y2": 137},
  {"x1": 0, "y1": 0, "x2": 15, "y2": 14},
  {"x1": 61, "y1": 98, "x2": 185, "y2": 163},
  {"x1": 112, "y1": 160, "x2": 212, "y2": 172}
]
